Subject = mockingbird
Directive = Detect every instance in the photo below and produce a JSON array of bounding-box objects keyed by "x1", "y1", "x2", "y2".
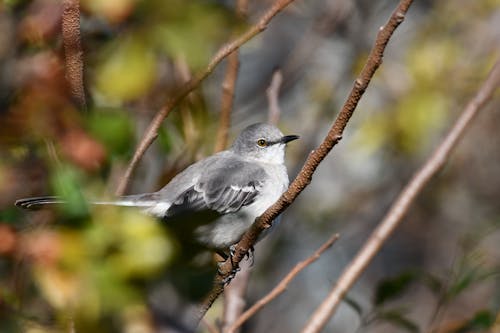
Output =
[{"x1": 16, "y1": 123, "x2": 299, "y2": 251}]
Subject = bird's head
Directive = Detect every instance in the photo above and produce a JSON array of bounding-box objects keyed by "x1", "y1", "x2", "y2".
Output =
[{"x1": 231, "y1": 123, "x2": 299, "y2": 164}]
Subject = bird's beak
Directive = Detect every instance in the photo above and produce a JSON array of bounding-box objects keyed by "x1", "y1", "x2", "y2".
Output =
[{"x1": 280, "y1": 135, "x2": 300, "y2": 144}]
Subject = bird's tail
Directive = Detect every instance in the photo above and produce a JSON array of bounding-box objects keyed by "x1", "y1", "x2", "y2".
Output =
[
  {"x1": 15, "y1": 194, "x2": 158, "y2": 210},
  {"x1": 15, "y1": 196, "x2": 65, "y2": 210}
]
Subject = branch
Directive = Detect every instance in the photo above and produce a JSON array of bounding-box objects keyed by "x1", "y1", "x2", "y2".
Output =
[
  {"x1": 301, "y1": 59, "x2": 500, "y2": 333},
  {"x1": 198, "y1": 0, "x2": 415, "y2": 319},
  {"x1": 266, "y1": 69, "x2": 283, "y2": 125},
  {"x1": 115, "y1": 0, "x2": 297, "y2": 196},
  {"x1": 222, "y1": 260, "x2": 252, "y2": 333},
  {"x1": 227, "y1": 234, "x2": 339, "y2": 333},
  {"x1": 214, "y1": 0, "x2": 249, "y2": 153},
  {"x1": 61, "y1": 0, "x2": 86, "y2": 109},
  {"x1": 214, "y1": 51, "x2": 239, "y2": 153}
]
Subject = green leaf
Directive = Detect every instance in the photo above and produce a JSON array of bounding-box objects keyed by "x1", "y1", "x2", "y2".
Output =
[
  {"x1": 87, "y1": 108, "x2": 134, "y2": 157},
  {"x1": 374, "y1": 271, "x2": 417, "y2": 305},
  {"x1": 452, "y1": 310, "x2": 495, "y2": 333},
  {"x1": 448, "y1": 266, "x2": 496, "y2": 299},
  {"x1": 467, "y1": 310, "x2": 495, "y2": 330},
  {"x1": 377, "y1": 310, "x2": 420, "y2": 333},
  {"x1": 50, "y1": 164, "x2": 89, "y2": 219}
]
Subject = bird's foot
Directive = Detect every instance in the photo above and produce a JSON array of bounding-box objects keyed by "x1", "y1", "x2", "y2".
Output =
[{"x1": 216, "y1": 261, "x2": 240, "y2": 285}]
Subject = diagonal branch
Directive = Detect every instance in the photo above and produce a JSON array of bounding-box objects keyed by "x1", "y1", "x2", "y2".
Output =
[
  {"x1": 301, "y1": 59, "x2": 500, "y2": 333},
  {"x1": 227, "y1": 233, "x2": 339, "y2": 333},
  {"x1": 198, "y1": 0, "x2": 415, "y2": 319},
  {"x1": 62, "y1": 0, "x2": 86, "y2": 109},
  {"x1": 116, "y1": 0, "x2": 297, "y2": 196}
]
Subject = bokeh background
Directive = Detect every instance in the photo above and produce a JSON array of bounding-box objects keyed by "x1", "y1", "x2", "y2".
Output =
[{"x1": 1, "y1": 0, "x2": 500, "y2": 332}]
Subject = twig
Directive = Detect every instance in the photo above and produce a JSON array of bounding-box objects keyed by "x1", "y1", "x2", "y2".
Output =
[
  {"x1": 222, "y1": 260, "x2": 252, "y2": 333},
  {"x1": 214, "y1": 51, "x2": 239, "y2": 152},
  {"x1": 227, "y1": 234, "x2": 339, "y2": 333},
  {"x1": 301, "y1": 59, "x2": 500, "y2": 333},
  {"x1": 61, "y1": 0, "x2": 86, "y2": 109},
  {"x1": 198, "y1": 0, "x2": 415, "y2": 320},
  {"x1": 266, "y1": 69, "x2": 283, "y2": 125},
  {"x1": 116, "y1": 0, "x2": 297, "y2": 196},
  {"x1": 213, "y1": 0, "x2": 248, "y2": 153}
]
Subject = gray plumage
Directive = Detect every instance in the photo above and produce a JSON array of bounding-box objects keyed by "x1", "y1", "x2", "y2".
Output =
[{"x1": 16, "y1": 123, "x2": 299, "y2": 249}]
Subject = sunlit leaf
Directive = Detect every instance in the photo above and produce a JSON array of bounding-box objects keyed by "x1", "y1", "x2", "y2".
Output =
[
  {"x1": 34, "y1": 266, "x2": 83, "y2": 309},
  {"x1": 94, "y1": 37, "x2": 157, "y2": 103},
  {"x1": 153, "y1": 2, "x2": 230, "y2": 68},
  {"x1": 116, "y1": 211, "x2": 175, "y2": 277}
]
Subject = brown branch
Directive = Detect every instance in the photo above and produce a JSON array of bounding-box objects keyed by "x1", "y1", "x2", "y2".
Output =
[
  {"x1": 266, "y1": 69, "x2": 283, "y2": 125},
  {"x1": 222, "y1": 260, "x2": 252, "y2": 333},
  {"x1": 214, "y1": 52, "x2": 239, "y2": 153},
  {"x1": 213, "y1": 0, "x2": 249, "y2": 153},
  {"x1": 301, "y1": 59, "x2": 500, "y2": 333},
  {"x1": 198, "y1": 0, "x2": 415, "y2": 321},
  {"x1": 227, "y1": 233, "x2": 339, "y2": 333},
  {"x1": 116, "y1": 0, "x2": 296, "y2": 196},
  {"x1": 61, "y1": 0, "x2": 86, "y2": 109}
]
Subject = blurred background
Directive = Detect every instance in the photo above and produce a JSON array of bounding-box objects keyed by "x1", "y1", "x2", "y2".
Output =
[{"x1": 1, "y1": 0, "x2": 500, "y2": 332}]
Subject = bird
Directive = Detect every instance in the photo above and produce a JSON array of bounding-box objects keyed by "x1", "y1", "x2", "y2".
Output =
[{"x1": 16, "y1": 123, "x2": 299, "y2": 252}]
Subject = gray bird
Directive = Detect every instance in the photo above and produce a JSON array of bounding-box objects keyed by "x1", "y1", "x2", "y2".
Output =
[{"x1": 16, "y1": 123, "x2": 299, "y2": 251}]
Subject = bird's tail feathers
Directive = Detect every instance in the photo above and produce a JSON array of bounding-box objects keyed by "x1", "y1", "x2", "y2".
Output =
[
  {"x1": 15, "y1": 193, "x2": 158, "y2": 210},
  {"x1": 15, "y1": 196, "x2": 65, "y2": 210}
]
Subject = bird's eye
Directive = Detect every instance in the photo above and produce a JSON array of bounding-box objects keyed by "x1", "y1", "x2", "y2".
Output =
[{"x1": 256, "y1": 139, "x2": 267, "y2": 147}]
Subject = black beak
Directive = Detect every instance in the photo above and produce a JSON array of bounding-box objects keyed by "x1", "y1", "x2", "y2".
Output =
[{"x1": 280, "y1": 135, "x2": 300, "y2": 144}]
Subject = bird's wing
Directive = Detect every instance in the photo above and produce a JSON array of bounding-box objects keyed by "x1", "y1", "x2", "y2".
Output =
[{"x1": 164, "y1": 157, "x2": 267, "y2": 217}]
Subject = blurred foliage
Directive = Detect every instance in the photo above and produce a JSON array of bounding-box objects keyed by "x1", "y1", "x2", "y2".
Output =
[
  {"x1": 85, "y1": 108, "x2": 134, "y2": 158},
  {"x1": 93, "y1": 36, "x2": 157, "y2": 103},
  {"x1": 374, "y1": 271, "x2": 417, "y2": 306},
  {"x1": 0, "y1": 0, "x2": 237, "y2": 331},
  {"x1": 353, "y1": 0, "x2": 498, "y2": 156},
  {"x1": 1, "y1": 0, "x2": 499, "y2": 332},
  {"x1": 354, "y1": 230, "x2": 500, "y2": 333}
]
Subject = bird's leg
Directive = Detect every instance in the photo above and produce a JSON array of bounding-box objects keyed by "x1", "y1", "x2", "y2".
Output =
[
  {"x1": 215, "y1": 246, "x2": 241, "y2": 285},
  {"x1": 215, "y1": 250, "x2": 229, "y2": 261},
  {"x1": 216, "y1": 261, "x2": 240, "y2": 285}
]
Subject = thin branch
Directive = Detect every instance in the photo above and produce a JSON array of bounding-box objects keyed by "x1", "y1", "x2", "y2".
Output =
[
  {"x1": 61, "y1": 0, "x2": 86, "y2": 109},
  {"x1": 116, "y1": 0, "x2": 297, "y2": 196},
  {"x1": 266, "y1": 69, "x2": 283, "y2": 125},
  {"x1": 198, "y1": 0, "x2": 415, "y2": 320},
  {"x1": 227, "y1": 234, "x2": 340, "y2": 333},
  {"x1": 214, "y1": 52, "x2": 239, "y2": 153},
  {"x1": 222, "y1": 260, "x2": 252, "y2": 333},
  {"x1": 301, "y1": 59, "x2": 500, "y2": 333},
  {"x1": 213, "y1": 0, "x2": 249, "y2": 153}
]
